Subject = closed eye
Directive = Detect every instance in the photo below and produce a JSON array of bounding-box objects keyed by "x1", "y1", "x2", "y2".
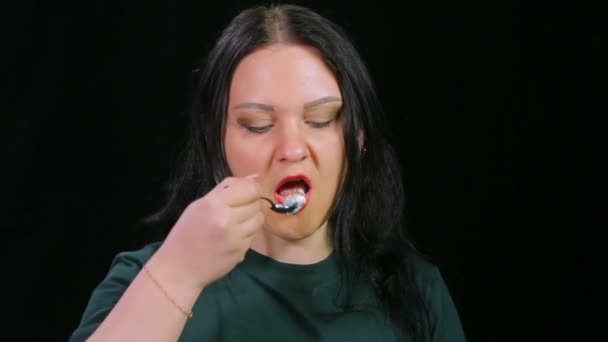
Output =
[
  {"x1": 244, "y1": 125, "x2": 273, "y2": 134},
  {"x1": 307, "y1": 119, "x2": 335, "y2": 128}
]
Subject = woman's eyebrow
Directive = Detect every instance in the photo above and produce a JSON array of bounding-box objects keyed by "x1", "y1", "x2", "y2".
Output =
[
  {"x1": 231, "y1": 96, "x2": 342, "y2": 112},
  {"x1": 232, "y1": 102, "x2": 274, "y2": 112},
  {"x1": 303, "y1": 96, "x2": 342, "y2": 110}
]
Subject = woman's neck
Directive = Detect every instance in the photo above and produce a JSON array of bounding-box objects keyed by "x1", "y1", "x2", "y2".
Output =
[{"x1": 250, "y1": 221, "x2": 333, "y2": 265}]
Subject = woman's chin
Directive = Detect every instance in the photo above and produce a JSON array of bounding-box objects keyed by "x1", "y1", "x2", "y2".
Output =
[{"x1": 261, "y1": 215, "x2": 328, "y2": 242}]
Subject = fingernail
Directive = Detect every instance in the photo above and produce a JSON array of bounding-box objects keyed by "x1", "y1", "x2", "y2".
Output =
[{"x1": 245, "y1": 173, "x2": 259, "y2": 179}]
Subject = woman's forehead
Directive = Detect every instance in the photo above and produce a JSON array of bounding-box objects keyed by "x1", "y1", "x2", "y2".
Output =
[{"x1": 228, "y1": 44, "x2": 341, "y2": 110}]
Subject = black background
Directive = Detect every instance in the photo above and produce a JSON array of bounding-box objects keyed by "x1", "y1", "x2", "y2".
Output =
[{"x1": 6, "y1": 0, "x2": 601, "y2": 341}]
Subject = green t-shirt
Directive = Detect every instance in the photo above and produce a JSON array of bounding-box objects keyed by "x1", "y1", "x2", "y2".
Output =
[{"x1": 69, "y1": 242, "x2": 466, "y2": 341}]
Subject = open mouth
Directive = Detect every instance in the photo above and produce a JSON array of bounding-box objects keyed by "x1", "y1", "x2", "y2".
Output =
[{"x1": 274, "y1": 175, "x2": 312, "y2": 213}]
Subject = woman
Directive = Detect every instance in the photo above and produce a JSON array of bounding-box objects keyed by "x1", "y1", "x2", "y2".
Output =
[{"x1": 70, "y1": 4, "x2": 466, "y2": 341}]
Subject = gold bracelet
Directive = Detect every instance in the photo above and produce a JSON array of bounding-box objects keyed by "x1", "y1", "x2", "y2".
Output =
[{"x1": 143, "y1": 264, "x2": 193, "y2": 319}]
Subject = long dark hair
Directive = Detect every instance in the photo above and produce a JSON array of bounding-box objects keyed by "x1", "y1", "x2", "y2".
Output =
[{"x1": 145, "y1": 4, "x2": 430, "y2": 341}]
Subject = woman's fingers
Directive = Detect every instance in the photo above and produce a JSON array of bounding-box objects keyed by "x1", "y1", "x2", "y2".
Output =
[
  {"x1": 215, "y1": 175, "x2": 262, "y2": 207},
  {"x1": 239, "y1": 211, "x2": 265, "y2": 238},
  {"x1": 232, "y1": 199, "x2": 262, "y2": 224}
]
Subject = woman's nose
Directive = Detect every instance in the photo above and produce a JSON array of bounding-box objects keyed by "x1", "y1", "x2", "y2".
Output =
[{"x1": 276, "y1": 123, "x2": 308, "y2": 163}]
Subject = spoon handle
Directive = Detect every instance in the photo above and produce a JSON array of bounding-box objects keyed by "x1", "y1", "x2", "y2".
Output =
[{"x1": 259, "y1": 197, "x2": 294, "y2": 214}]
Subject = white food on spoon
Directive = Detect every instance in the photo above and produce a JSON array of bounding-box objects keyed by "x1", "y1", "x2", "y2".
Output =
[{"x1": 276, "y1": 188, "x2": 307, "y2": 215}]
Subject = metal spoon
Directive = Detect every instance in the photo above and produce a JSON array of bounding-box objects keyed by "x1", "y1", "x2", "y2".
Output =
[{"x1": 260, "y1": 197, "x2": 299, "y2": 214}]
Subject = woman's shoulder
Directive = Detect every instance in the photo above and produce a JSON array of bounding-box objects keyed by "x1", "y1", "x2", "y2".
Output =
[
  {"x1": 68, "y1": 241, "x2": 163, "y2": 341},
  {"x1": 110, "y1": 241, "x2": 163, "y2": 266},
  {"x1": 407, "y1": 251, "x2": 468, "y2": 341},
  {"x1": 408, "y1": 251, "x2": 443, "y2": 286},
  {"x1": 407, "y1": 251, "x2": 456, "y2": 306},
  {"x1": 99, "y1": 241, "x2": 163, "y2": 280}
]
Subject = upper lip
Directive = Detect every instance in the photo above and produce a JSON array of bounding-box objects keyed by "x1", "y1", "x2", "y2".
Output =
[{"x1": 274, "y1": 174, "x2": 312, "y2": 194}]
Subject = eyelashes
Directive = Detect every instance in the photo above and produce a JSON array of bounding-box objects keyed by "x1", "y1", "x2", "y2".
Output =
[
  {"x1": 245, "y1": 125, "x2": 272, "y2": 134},
  {"x1": 242, "y1": 118, "x2": 336, "y2": 134},
  {"x1": 307, "y1": 120, "x2": 334, "y2": 129}
]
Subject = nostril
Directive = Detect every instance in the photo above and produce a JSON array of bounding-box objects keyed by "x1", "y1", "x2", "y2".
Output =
[{"x1": 278, "y1": 144, "x2": 308, "y2": 162}]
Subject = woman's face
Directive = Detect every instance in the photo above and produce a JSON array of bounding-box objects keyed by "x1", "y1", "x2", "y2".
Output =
[{"x1": 224, "y1": 43, "x2": 345, "y2": 241}]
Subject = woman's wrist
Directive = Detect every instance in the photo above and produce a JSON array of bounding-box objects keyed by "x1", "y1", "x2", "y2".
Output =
[{"x1": 144, "y1": 245, "x2": 205, "y2": 315}]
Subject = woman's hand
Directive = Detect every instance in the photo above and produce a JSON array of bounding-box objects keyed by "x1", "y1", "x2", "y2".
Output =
[{"x1": 152, "y1": 174, "x2": 263, "y2": 292}]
